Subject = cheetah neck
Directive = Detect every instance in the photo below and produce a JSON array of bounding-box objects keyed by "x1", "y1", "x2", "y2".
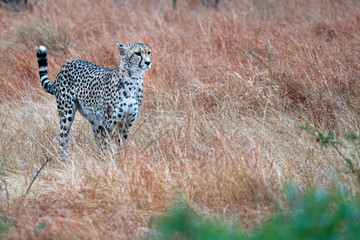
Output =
[
  {"x1": 120, "y1": 61, "x2": 146, "y2": 79},
  {"x1": 113, "y1": 64, "x2": 143, "y2": 94}
]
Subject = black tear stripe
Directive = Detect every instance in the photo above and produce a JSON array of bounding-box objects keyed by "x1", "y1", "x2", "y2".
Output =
[
  {"x1": 129, "y1": 53, "x2": 143, "y2": 67},
  {"x1": 138, "y1": 54, "x2": 143, "y2": 67}
]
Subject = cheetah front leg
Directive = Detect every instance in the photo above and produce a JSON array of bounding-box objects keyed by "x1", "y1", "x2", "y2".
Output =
[
  {"x1": 90, "y1": 122, "x2": 110, "y2": 149},
  {"x1": 119, "y1": 102, "x2": 139, "y2": 144},
  {"x1": 123, "y1": 111, "x2": 138, "y2": 141},
  {"x1": 105, "y1": 114, "x2": 126, "y2": 145},
  {"x1": 110, "y1": 109, "x2": 137, "y2": 145},
  {"x1": 112, "y1": 120, "x2": 132, "y2": 145}
]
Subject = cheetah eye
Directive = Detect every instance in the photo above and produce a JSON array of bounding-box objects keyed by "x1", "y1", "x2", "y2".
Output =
[{"x1": 135, "y1": 52, "x2": 141, "y2": 56}]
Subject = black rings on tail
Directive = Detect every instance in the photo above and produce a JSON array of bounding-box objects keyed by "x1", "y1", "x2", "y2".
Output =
[{"x1": 37, "y1": 46, "x2": 54, "y2": 95}]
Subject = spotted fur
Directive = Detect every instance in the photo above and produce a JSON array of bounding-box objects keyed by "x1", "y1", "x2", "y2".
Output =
[{"x1": 36, "y1": 42, "x2": 152, "y2": 154}]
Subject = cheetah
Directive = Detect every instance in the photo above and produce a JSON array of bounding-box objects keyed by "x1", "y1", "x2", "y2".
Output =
[{"x1": 36, "y1": 42, "x2": 152, "y2": 155}]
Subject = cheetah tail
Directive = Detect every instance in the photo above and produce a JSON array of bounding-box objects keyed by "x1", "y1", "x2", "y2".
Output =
[{"x1": 36, "y1": 46, "x2": 54, "y2": 95}]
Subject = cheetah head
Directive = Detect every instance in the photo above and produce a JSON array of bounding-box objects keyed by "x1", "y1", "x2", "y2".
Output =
[{"x1": 116, "y1": 42, "x2": 152, "y2": 74}]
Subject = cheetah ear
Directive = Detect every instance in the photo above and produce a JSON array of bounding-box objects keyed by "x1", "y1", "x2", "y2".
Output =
[{"x1": 116, "y1": 43, "x2": 126, "y2": 55}]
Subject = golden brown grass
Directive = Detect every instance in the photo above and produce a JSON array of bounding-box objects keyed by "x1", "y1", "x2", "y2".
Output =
[{"x1": 0, "y1": 0, "x2": 360, "y2": 239}]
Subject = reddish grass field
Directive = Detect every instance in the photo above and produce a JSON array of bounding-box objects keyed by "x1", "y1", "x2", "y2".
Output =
[{"x1": 0, "y1": 0, "x2": 360, "y2": 239}]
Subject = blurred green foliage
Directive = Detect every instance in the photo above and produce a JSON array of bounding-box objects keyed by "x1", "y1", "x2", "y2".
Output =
[
  {"x1": 150, "y1": 187, "x2": 360, "y2": 240},
  {"x1": 0, "y1": 216, "x2": 10, "y2": 239}
]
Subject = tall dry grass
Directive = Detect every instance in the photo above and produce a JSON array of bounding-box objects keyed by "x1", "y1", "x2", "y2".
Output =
[{"x1": 0, "y1": 0, "x2": 360, "y2": 238}]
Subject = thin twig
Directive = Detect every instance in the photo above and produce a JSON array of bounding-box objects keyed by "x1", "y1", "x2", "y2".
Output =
[
  {"x1": 16, "y1": 137, "x2": 56, "y2": 211},
  {"x1": 332, "y1": 144, "x2": 355, "y2": 171},
  {"x1": 130, "y1": 115, "x2": 150, "y2": 139},
  {"x1": 23, "y1": 156, "x2": 53, "y2": 197},
  {"x1": 23, "y1": 136, "x2": 57, "y2": 196},
  {"x1": 12, "y1": 155, "x2": 53, "y2": 240},
  {"x1": 331, "y1": 144, "x2": 360, "y2": 185}
]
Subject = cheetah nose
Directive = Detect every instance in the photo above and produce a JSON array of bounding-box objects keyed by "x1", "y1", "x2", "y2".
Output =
[{"x1": 145, "y1": 61, "x2": 151, "y2": 66}]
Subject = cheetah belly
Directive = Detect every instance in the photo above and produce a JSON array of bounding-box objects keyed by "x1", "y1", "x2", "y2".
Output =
[{"x1": 75, "y1": 99, "x2": 104, "y2": 127}]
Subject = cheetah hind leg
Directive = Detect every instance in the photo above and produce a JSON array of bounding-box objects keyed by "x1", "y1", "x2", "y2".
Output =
[{"x1": 57, "y1": 100, "x2": 76, "y2": 158}]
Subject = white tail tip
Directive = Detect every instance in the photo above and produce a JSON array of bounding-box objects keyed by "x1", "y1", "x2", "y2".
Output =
[{"x1": 38, "y1": 45, "x2": 47, "y2": 52}]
